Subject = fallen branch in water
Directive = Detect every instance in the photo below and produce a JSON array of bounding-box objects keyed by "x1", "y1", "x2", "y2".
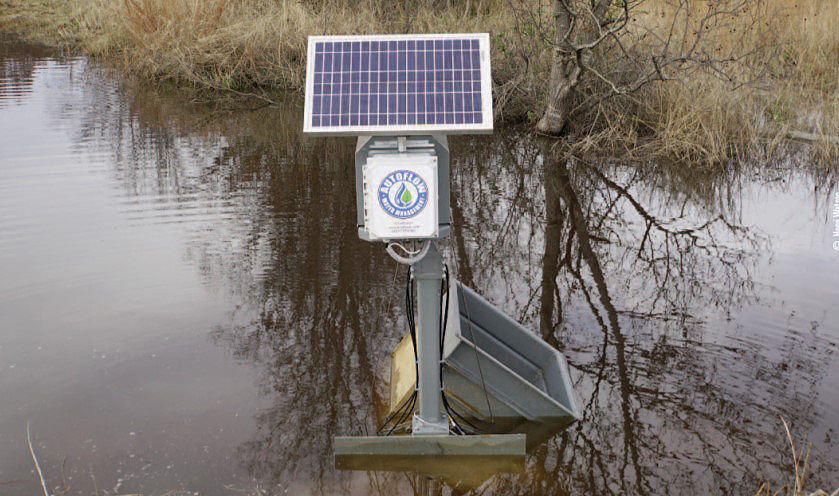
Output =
[
  {"x1": 785, "y1": 130, "x2": 839, "y2": 146},
  {"x1": 26, "y1": 422, "x2": 49, "y2": 496}
]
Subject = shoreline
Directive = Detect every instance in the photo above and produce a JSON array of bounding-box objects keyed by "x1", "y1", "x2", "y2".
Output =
[{"x1": 1, "y1": 0, "x2": 836, "y2": 165}]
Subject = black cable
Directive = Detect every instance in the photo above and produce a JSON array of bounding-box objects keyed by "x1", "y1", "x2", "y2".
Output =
[
  {"x1": 398, "y1": 265, "x2": 420, "y2": 435},
  {"x1": 439, "y1": 264, "x2": 483, "y2": 435},
  {"x1": 380, "y1": 264, "x2": 485, "y2": 436},
  {"x1": 438, "y1": 267, "x2": 462, "y2": 435},
  {"x1": 384, "y1": 391, "x2": 416, "y2": 436},
  {"x1": 377, "y1": 266, "x2": 419, "y2": 436},
  {"x1": 439, "y1": 264, "x2": 448, "y2": 355},
  {"x1": 406, "y1": 266, "x2": 418, "y2": 368},
  {"x1": 376, "y1": 389, "x2": 416, "y2": 436}
]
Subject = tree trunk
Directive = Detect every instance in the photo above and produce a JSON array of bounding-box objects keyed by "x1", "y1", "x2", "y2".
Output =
[
  {"x1": 539, "y1": 149, "x2": 565, "y2": 345},
  {"x1": 536, "y1": 0, "x2": 584, "y2": 135},
  {"x1": 536, "y1": 51, "x2": 583, "y2": 135}
]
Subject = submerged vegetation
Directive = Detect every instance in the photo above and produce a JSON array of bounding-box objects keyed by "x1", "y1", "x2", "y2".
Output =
[{"x1": 0, "y1": 0, "x2": 837, "y2": 164}]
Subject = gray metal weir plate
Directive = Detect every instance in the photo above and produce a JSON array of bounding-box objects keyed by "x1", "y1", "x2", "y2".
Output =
[
  {"x1": 334, "y1": 433, "x2": 525, "y2": 485},
  {"x1": 442, "y1": 279, "x2": 580, "y2": 449}
]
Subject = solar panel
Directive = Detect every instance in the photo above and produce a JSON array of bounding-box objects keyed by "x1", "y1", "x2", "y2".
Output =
[{"x1": 303, "y1": 34, "x2": 492, "y2": 135}]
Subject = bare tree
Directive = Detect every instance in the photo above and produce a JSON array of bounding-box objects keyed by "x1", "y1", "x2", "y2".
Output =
[{"x1": 534, "y1": 0, "x2": 768, "y2": 135}]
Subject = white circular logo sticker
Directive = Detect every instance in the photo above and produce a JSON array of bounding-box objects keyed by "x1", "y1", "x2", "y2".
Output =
[{"x1": 378, "y1": 170, "x2": 430, "y2": 219}]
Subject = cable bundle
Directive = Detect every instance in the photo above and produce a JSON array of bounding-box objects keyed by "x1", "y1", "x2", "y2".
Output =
[
  {"x1": 376, "y1": 268, "x2": 419, "y2": 436},
  {"x1": 440, "y1": 265, "x2": 482, "y2": 435},
  {"x1": 377, "y1": 265, "x2": 484, "y2": 436}
]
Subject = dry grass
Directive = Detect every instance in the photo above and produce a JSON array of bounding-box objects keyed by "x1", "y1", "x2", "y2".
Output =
[
  {"x1": 754, "y1": 418, "x2": 838, "y2": 496},
  {"x1": 0, "y1": 0, "x2": 837, "y2": 165},
  {"x1": 0, "y1": 0, "x2": 513, "y2": 91},
  {"x1": 566, "y1": 0, "x2": 839, "y2": 165},
  {"x1": 773, "y1": 0, "x2": 839, "y2": 158}
]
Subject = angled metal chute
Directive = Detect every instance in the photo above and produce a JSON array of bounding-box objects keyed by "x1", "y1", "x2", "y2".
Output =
[
  {"x1": 388, "y1": 279, "x2": 579, "y2": 451},
  {"x1": 441, "y1": 280, "x2": 579, "y2": 449}
]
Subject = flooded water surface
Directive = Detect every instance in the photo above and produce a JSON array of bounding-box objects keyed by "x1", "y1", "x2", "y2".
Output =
[{"x1": 1, "y1": 37, "x2": 837, "y2": 495}]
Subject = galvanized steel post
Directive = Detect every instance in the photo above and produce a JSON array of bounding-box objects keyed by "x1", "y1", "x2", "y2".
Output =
[{"x1": 411, "y1": 242, "x2": 448, "y2": 435}]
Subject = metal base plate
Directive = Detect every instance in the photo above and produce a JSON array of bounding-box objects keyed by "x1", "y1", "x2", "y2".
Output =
[{"x1": 334, "y1": 434, "x2": 525, "y2": 486}]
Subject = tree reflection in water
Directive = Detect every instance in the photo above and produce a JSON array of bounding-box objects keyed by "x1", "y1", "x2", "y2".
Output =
[
  {"x1": 0, "y1": 36, "x2": 55, "y2": 105},
  {"x1": 449, "y1": 135, "x2": 835, "y2": 495},
  {"x1": 64, "y1": 64, "x2": 838, "y2": 495}
]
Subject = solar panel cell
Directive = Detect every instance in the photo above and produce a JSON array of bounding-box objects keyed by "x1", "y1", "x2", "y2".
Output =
[{"x1": 304, "y1": 33, "x2": 491, "y2": 135}]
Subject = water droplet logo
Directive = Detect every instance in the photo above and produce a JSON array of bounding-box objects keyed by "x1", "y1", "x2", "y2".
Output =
[
  {"x1": 394, "y1": 183, "x2": 413, "y2": 207},
  {"x1": 378, "y1": 170, "x2": 429, "y2": 219}
]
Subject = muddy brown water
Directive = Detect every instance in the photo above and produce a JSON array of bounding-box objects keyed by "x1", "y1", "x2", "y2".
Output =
[{"x1": 1, "y1": 36, "x2": 837, "y2": 495}]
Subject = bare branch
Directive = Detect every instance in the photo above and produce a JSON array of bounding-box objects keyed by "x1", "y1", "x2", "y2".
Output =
[{"x1": 26, "y1": 422, "x2": 49, "y2": 496}]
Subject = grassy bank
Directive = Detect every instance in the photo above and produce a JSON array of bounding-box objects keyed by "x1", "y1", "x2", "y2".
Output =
[{"x1": 1, "y1": 0, "x2": 837, "y2": 165}]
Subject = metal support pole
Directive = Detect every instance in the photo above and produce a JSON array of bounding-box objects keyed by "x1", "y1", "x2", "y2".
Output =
[{"x1": 411, "y1": 242, "x2": 448, "y2": 435}]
